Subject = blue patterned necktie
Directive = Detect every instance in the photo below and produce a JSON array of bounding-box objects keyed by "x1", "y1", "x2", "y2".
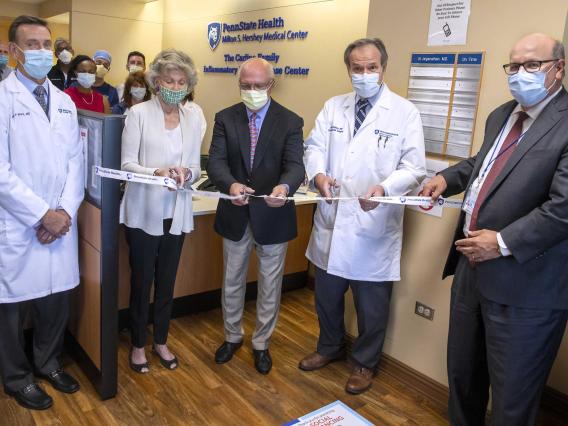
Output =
[
  {"x1": 33, "y1": 85, "x2": 48, "y2": 117},
  {"x1": 354, "y1": 98, "x2": 369, "y2": 136}
]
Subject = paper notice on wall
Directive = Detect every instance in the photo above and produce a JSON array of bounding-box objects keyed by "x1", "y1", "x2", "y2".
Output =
[
  {"x1": 79, "y1": 126, "x2": 89, "y2": 190},
  {"x1": 428, "y1": 0, "x2": 471, "y2": 46},
  {"x1": 284, "y1": 400, "x2": 373, "y2": 426},
  {"x1": 409, "y1": 158, "x2": 452, "y2": 218}
]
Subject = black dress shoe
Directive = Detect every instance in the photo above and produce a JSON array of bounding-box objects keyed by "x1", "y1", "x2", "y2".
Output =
[
  {"x1": 215, "y1": 341, "x2": 243, "y2": 364},
  {"x1": 38, "y1": 369, "x2": 80, "y2": 394},
  {"x1": 6, "y1": 383, "x2": 53, "y2": 410},
  {"x1": 253, "y1": 349, "x2": 272, "y2": 375}
]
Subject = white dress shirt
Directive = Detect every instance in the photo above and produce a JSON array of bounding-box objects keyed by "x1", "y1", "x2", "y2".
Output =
[{"x1": 463, "y1": 87, "x2": 562, "y2": 255}]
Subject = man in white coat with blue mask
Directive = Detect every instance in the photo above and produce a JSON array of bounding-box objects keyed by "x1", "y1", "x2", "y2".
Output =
[
  {"x1": 299, "y1": 38, "x2": 426, "y2": 395},
  {"x1": 0, "y1": 16, "x2": 83, "y2": 410}
]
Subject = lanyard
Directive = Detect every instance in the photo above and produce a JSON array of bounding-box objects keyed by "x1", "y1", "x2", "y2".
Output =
[{"x1": 479, "y1": 115, "x2": 528, "y2": 181}]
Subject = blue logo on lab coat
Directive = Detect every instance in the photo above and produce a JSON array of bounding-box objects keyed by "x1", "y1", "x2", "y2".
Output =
[{"x1": 208, "y1": 22, "x2": 221, "y2": 50}]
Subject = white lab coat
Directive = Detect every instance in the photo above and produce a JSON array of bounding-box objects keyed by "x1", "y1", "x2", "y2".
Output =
[
  {"x1": 0, "y1": 72, "x2": 84, "y2": 303},
  {"x1": 304, "y1": 84, "x2": 426, "y2": 282}
]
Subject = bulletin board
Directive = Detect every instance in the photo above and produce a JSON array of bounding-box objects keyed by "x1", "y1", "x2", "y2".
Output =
[{"x1": 407, "y1": 52, "x2": 485, "y2": 159}]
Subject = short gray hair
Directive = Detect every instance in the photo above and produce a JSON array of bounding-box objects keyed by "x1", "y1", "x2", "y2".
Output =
[
  {"x1": 54, "y1": 37, "x2": 69, "y2": 51},
  {"x1": 553, "y1": 40, "x2": 565, "y2": 60},
  {"x1": 344, "y1": 37, "x2": 388, "y2": 69},
  {"x1": 236, "y1": 57, "x2": 275, "y2": 82},
  {"x1": 146, "y1": 48, "x2": 198, "y2": 92}
]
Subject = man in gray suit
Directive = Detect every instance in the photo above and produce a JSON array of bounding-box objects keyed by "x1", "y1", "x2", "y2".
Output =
[{"x1": 424, "y1": 33, "x2": 568, "y2": 426}]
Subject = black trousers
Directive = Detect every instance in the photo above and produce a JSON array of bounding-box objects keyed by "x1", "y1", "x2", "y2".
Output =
[
  {"x1": 0, "y1": 290, "x2": 69, "y2": 393},
  {"x1": 125, "y1": 220, "x2": 185, "y2": 348},
  {"x1": 314, "y1": 266, "x2": 393, "y2": 370},
  {"x1": 448, "y1": 256, "x2": 568, "y2": 426}
]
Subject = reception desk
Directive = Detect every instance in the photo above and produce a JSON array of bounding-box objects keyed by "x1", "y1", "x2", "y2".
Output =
[
  {"x1": 117, "y1": 195, "x2": 316, "y2": 313},
  {"x1": 72, "y1": 192, "x2": 316, "y2": 399}
]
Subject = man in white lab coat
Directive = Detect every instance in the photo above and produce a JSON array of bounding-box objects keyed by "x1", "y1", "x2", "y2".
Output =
[
  {"x1": 299, "y1": 38, "x2": 426, "y2": 394},
  {"x1": 0, "y1": 16, "x2": 83, "y2": 410}
]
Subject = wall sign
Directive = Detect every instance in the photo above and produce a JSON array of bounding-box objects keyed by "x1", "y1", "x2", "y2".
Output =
[
  {"x1": 407, "y1": 52, "x2": 484, "y2": 159},
  {"x1": 204, "y1": 16, "x2": 311, "y2": 77},
  {"x1": 428, "y1": 0, "x2": 471, "y2": 46}
]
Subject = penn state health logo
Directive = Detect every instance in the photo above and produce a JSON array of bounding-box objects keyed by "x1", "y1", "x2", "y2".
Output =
[{"x1": 207, "y1": 22, "x2": 221, "y2": 50}]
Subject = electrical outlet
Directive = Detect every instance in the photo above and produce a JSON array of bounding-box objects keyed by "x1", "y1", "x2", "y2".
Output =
[{"x1": 415, "y1": 301, "x2": 435, "y2": 321}]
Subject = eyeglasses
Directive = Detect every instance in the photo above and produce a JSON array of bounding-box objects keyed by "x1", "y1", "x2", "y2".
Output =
[
  {"x1": 239, "y1": 81, "x2": 273, "y2": 91},
  {"x1": 502, "y1": 60, "x2": 557, "y2": 75}
]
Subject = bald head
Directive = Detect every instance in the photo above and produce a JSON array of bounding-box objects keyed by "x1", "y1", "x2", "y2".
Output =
[
  {"x1": 510, "y1": 33, "x2": 563, "y2": 62},
  {"x1": 237, "y1": 57, "x2": 275, "y2": 88},
  {"x1": 508, "y1": 33, "x2": 565, "y2": 105}
]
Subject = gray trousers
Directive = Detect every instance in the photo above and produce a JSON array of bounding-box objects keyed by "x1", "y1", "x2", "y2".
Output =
[
  {"x1": 315, "y1": 266, "x2": 393, "y2": 370},
  {"x1": 0, "y1": 291, "x2": 69, "y2": 393},
  {"x1": 222, "y1": 226, "x2": 288, "y2": 350}
]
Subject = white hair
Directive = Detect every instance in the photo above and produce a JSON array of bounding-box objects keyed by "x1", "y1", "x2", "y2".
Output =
[
  {"x1": 236, "y1": 57, "x2": 275, "y2": 82},
  {"x1": 146, "y1": 48, "x2": 198, "y2": 92}
]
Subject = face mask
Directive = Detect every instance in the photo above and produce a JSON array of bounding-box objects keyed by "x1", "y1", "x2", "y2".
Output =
[
  {"x1": 159, "y1": 86, "x2": 187, "y2": 105},
  {"x1": 0, "y1": 54, "x2": 8, "y2": 68},
  {"x1": 58, "y1": 49, "x2": 72, "y2": 64},
  {"x1": 96, "y1": 64, "x2": 109, "y2": 78},
  {"x1": 351, "y1": 72, "x2": 381, "y2": 99},
  {"x1": 77, "y1": 72, "x2": 96, "y2": 88},
  {"x1": 128, "y1": 65, "x2": 144, "y2": 74},
  {"x1": 16, "y1": 47, "x2": 53, "y2": 80},
  {"x1": 130, "y1": 86, "x2": 147, "y2": 100},
  {"x1": 241, "y1": 89, "x2": 269, "y2": 110},
  {"x1": 508, "y1": 64, "x2": 557, "y2": 107}
]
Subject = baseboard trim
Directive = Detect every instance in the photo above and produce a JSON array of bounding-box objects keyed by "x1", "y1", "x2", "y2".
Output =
[
  {"x1": 379, "y1": 353, "x2": 449, "y2": 412},
  {"x1": 378, "y1": 352, "x2": 568, "y2": 420},
  {"x1": 542, "y1": 385, "x2": 568, "y2": 418}
]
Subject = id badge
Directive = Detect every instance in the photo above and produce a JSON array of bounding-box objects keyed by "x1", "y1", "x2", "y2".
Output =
[{"x1": 462, "y1": 178, "x2": 481, "y2": 215}]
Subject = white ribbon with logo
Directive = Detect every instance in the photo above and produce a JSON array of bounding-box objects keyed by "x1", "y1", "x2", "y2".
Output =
[{"x1": 95, "y1": 166, "x2": 462, "y2": 208}]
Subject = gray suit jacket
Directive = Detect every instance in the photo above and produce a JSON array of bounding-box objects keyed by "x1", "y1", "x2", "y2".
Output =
[{"x1": 440, "y1": 87, "x2": 568, "y2": 309}]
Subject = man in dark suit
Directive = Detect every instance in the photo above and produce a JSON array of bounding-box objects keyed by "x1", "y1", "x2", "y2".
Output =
[
  {"x1": 423, "y1": 33, "x2": 568, "y2": 426},
  {"x1": 207, "y1": 58, "x2": 305, "y2": 374}
]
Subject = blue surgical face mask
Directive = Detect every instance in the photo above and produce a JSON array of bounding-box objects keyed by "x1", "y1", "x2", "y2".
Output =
[
  {"x1": 0, "y1": 54, "x2": 8, "y2": 68},
  {"x1": 351, "y1": 72, "x2": 381, "y2": 99},
  {"x1": 508, "y1": 64, "x2": 557, "y2": 107},
  {"x1": 16, "y1": 46, "x2": 53, "y2": 80}
]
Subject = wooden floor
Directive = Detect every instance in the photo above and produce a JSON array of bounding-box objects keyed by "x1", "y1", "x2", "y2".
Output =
[{"x1": 0, "y1": 288, "x2": 564, "y2": 425}]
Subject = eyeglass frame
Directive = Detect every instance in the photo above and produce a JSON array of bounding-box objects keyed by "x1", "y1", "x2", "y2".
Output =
[
  {"x1": 238, "y1": 79, "x2": 275, "y2": 91},
  {"x1": 502, "y1": 59, "x2": 559, "y2": 75}
]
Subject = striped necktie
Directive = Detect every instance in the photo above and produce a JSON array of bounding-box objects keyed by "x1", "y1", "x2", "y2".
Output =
[
  {"x1": 248, "y1": 112, "x2": 258, "y2": 169},
  {"x1": 354, "y1": 98, "x2": 369, "y2": 136},
  {"x1": 33, "y1": 85, "x2": 48, "y2": 117}
]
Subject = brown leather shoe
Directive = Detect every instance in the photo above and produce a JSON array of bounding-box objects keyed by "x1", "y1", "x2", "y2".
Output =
[
  {"x1": 298, "y1": 352, "x2": 342, "y2": 371},
  {"x1": 345, "y1": 366, "x2": 374, "y2": 394}
]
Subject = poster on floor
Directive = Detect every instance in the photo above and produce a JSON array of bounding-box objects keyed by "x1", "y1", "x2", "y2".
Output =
[
  {"x1": 284, "y1": 400, "x2": 374, "y2": 426},
  {"x1": 428, "y1": 0, "x2": 471, "y2": 46}
]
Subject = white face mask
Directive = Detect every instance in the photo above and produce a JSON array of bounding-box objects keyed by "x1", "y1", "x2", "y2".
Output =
[
  {"x1": 351, "y1": 72, "x2": 382, "y2": 99},
  {"x1": 128, "y1": 64, "x2": 144, "y2": 74},
  {"x1": 241, "y1": 89, "x2": 269, "y2": 110},
  {"x1": 77, "y1": 72, "x2": 96, "y2": 88},
  {"x1": 130, "y1": 86, "x2": 147, "y2": 100},
  {"x1": 58, "y1": 49, "x2": 73, "y2": 65}
]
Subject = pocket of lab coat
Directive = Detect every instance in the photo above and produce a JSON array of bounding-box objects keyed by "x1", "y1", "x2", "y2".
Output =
[
  {"x1": 354, "y1": 206, "x2": 386, "y2": 239},
  {"x1": 314, "y1": 200, "x2": 338, "y2": 229},
  {"x1": 371, "y1": 137, "x2": 401, "y2": 177}
]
